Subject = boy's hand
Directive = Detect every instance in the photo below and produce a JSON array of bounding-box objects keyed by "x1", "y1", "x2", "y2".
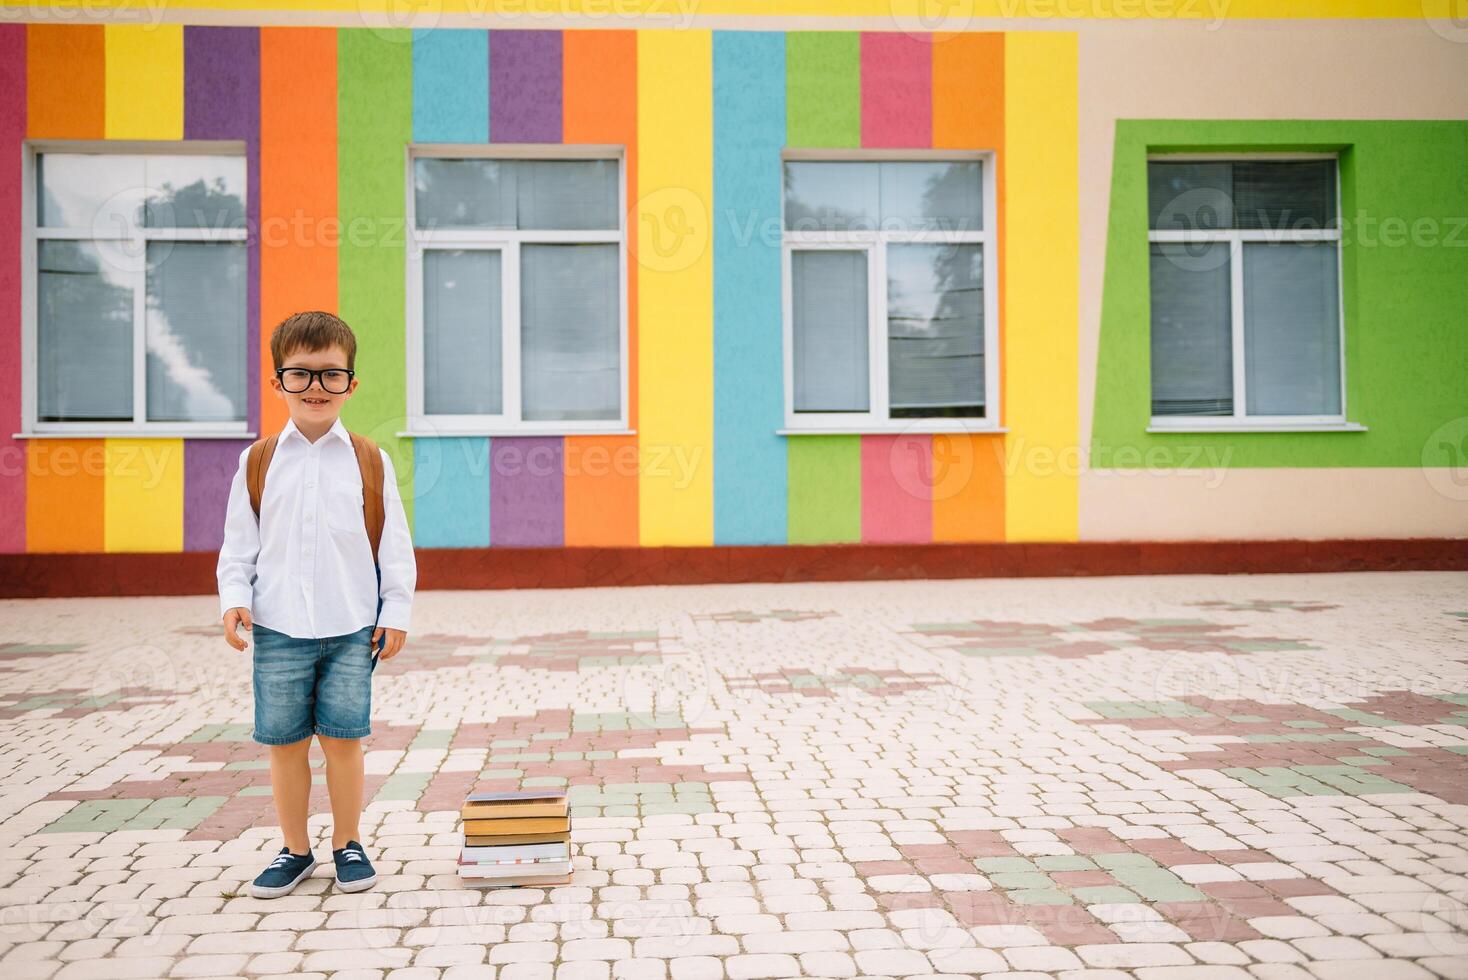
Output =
[
  {"x1": 373, "y1": 627, "x2": 407, "y2": 661},
  {"x1": 223, "y1": 607, "x2": 253, "y2": 651}
]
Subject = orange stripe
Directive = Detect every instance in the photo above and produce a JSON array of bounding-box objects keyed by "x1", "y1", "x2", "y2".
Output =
[
  {"x1": 561, "y1": 29, "x2": 639, "y2": 547},
  {"x1": 27, "y1": 24, "x2": 104, "y2": 138},
  {"x1": 26, "y1": 440, "x2": 105, "y2": 552},
  {"x1": 259, "y1": 28, "x2": 338, "y2": 439},
  {"x1": 931, "y1": 32, "x2": 1005, "y2": 542}
]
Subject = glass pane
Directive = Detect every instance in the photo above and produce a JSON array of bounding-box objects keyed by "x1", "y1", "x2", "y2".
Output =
[
  {"x1": 143, "y1": 156, "x2": 246, "y2": 229},
  {"x1": 415, "y1": 158, "x2": 516, "y2": 229},
  {"x1": 879, "y1": 161, "x2": 982, "y2": 233},
  {"x1": 37, "y1": 154, "x2": 146, "y2": 230},
  {"x1": 1149, "y1": 243, "x2": 1233, "y2": 416},
  {"x1": 1243, "y1": 242, "x2": 1341, "y2": 415},
  {"x1": 792, "y1": 250, "x2": 868, "y2": 413},
  {"x1": 1233, "y1": 161, "x2": 1336, "y2": 231},
  {"x1": 37, "y1": 240, "x2": 134, "y2": 422},
  {"x1": 887, "y1": 243, "x2": 984, "y2": 418},
  {"x1": 1148, "y1": 161, "x2": 1233, "y2": 232},
  {"x1": 424, "y1": 250, "x2": 503, "y2": 416},
  {"x1": 521, "y1": 244, "x2": 620, "y2": 421},
  {"x1": 784, "y1": 162, "x2": 879, "y2": 232},
  {"x1": 145, "y1": 242, "x2": 247, "y2": 422},
  {"x1": 516, "y1": 160, "x2": 618, "y2": 230}
]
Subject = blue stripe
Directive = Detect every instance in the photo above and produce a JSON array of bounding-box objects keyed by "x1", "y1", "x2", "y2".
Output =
[
  {"x1": 713, "y1": 31, "x2": 788, "y2": 544},
  {"x1": 412, "y1": 29, "x2": 489, "y2": 143},
  {"x1": 412, "y1": 437, "x2": 491, "y2": 547}
]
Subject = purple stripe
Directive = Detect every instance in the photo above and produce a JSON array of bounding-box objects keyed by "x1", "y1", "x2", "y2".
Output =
[
  {"x1": 184, "y1": 440, "x2": 249, "y2": 552},
  {"x1": 490, "y1": 437, "x2": 564, "y2": 547},
  {"x1": 183, "y1": 27, "x2": 260, "y2": 550},
  {"x1": 489, "y1": 30, "x2": 562, "y2": 143}
]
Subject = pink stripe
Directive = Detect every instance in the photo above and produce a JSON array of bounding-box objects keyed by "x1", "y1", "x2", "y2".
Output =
[
  {"x1": 860, "y1": 434, "x2": 933, "y2": 543},
  {"x1": 0, "y1": 26, "x2": 25, "y2": 553},
  {"x1": 860, "y1": 33, "x2": 931, "y2": 149}
]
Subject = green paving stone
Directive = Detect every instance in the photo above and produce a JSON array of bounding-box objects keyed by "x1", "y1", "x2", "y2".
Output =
[
  {"x1": 1096, "y1": 853, "x2": 1157, "y2": 870},
  {"x1": 585, "y1": 751, "x2": 614, "y2": 760},
  {"x1": 1324, "y1": 708, "x2": 1400, "y2": 727},
  {"x1": 1036, "y1": 855, "x2": 1097, "y2": 872},
  {"x1": 1007, "y1": 889, "x2": 1074, "y2": 905},
  {"x1": 570, "y1": 805, "x2": 600, "y2": 819},
  {"x1": 239, "y1": 785, "x2": 274, "y2": 796},
  {"x1": 523, "y1": 777, "x2": 567, "y2": 788},
  {"x1": 604, "y1": 804, "x2": 638, "y2": 817},
  {"x1": 0, "y1": 644, "x2": 81, "y2": 653},
  {"x1": 552, "y1": 751, "x2": 584, "y2": 761},
  {"x1": 532, "y1": 731, "x2": 568, "y2": 741},
  {"x1": 1247, "y1": 734, "x2": 1289, "y2": 743},
  {"x1": 1446, "y1": 745, "x2": 1468, "y2": 756},
  {"x1": 410, "y1": 729, "x2": 455, "y2": 749},
  {"x1": 990, "y1": 872, "x2": 1052, "y2": 890},
  {"x1": 1439, "y1": 694, "x2": 1468, "y2": 706},
  {"x1": 1337, "y1": 755, "x2": 1389, "y2": 766},
  {"x1": 1293, "y1": 765, "x2": 1412, "y2": 795},
  {"x1": 491, "y1": 739, "x2": 529, "y2": 749},
  {"x1": 374, "y1": 772, "x2": 431, "y2": 802},
  {"x1": 1284, "y1": 720, "x2": 1328, "y2": 728},
  {"x1": 183, "y1": 725, "x2": 222, "y2": 742},
  {"x1": 1111, "y1": 869, "x2": 1206, "y2": 903},
  {"x1": 477, "y1": 769, "x2": 522, "y2": 780},
  {"x1": 1362, "y1": 746, "x2": 1410, "y2": 757},
  {"x1": 975, "y1": 857, "x2": 1038, "y2": 874},
  {"x1": 224, "y1": 760, "x2": 272, "y2": 770},
  {"x1": 1073, "y1": 886, "x2": 1141, "y2": 905},
  {"x1": 644, "y1": 800, "x2": 713, "y2": 815},
  {"x1": 214, "y1": 725, "x2": 254, "y2": 742}
]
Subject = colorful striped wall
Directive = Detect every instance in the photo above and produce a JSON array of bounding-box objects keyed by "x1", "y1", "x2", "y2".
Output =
[{"x1": 2, "y1": 23, "x2": 1080, "y2": 554}]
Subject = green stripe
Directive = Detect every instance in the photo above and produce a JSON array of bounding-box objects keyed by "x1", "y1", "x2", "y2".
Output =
[
  {"x1": 788, "y1": 436, "x2": 861, "y2": 544},
  {"x1": 786, "y1": 33, "x2": 861, "y2": 543},
  {"x1": 338, "y1": 30, "x2": 414, "y2": 524},
  {"x1": 786, "y1": 32, "x2": 859, "y2": 148}
]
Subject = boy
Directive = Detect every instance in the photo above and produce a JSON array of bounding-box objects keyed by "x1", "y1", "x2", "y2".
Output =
[{"x1": 217, "y1": 311, "x2": 417, "y2": 899}]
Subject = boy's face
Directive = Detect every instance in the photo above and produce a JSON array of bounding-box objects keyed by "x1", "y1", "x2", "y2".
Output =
[{"x1": 272, "y1": 344, "x2": 357, "y2": 424}]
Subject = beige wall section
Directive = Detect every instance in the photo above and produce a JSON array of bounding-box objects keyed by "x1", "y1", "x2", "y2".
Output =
[
  {"x1": 1075, "y1": 20, "x2": 1468, "y2": 541},
  {"x1": 1081, "y1": 469, "x2": 1468, "y2": 541}
]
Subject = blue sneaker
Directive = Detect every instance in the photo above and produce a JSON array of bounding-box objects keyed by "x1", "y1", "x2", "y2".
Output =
[
  {"x1": 332, "y1": 840, "x2": 377, "y2": 892},
  {"x1": 250, "y1": 846, "x2": 316, "y2": 899}
]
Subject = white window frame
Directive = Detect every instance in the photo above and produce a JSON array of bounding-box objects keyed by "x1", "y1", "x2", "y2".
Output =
[
  {"x1": 1145, "y1": 152, "x2": 1363, "y2": 434},
  {"x1": 18, "y1": 140, "x2": 253, "y2": 440},
  {"x1": 780, "y1": 149, "x2": 1002, "y2": 436},
  {"x1": 404, "y1": 144, "x2": 631, "y2": 438}
]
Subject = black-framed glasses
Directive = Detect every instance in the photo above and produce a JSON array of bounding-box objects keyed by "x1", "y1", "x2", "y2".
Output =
[{"x1": 277, "y1": 367, "x2": 354, "y2": 394}]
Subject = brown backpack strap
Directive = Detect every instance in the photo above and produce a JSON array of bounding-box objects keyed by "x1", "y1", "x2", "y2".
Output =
[
  {"x1": 350, "y1": 431, "x2": 386, "y2": 565},
  {"x1": 246, "y1": 434, "x2": 279, "y2": 519}
]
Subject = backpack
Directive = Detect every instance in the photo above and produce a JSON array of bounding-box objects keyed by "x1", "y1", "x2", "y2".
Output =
[{"x1": 246, "y1": 430, "x2": 386, "y2": 564}]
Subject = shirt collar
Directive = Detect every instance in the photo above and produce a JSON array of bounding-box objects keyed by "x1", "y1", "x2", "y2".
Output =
[{"x1": 280, "y1": 417, "x2": 352, "y2": 450}]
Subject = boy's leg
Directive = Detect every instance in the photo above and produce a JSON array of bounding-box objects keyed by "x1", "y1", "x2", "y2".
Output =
[
  {"x1": 316, "y1": 734, "x2": 364, "y2": 849},
  {"x1": 269, "y1": 737, "x2": 313, "y2": 854}
]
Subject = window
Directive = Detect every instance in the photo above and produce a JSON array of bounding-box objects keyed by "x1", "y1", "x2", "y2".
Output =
[
  {"x1": 24, "y1": 146, "x2": 249, "y2": 435},
  {"x1": 408, "y1": 150, "x2": 627, "y2": 434},
  {"x1": 1147, "y1": 156, "x2": 1348, "y2": 429},
  {"x1": 781, "y1": 155, "x2": 999, "y2": 433}
]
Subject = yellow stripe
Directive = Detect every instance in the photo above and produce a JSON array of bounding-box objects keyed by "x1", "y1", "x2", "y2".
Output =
[
  {"x1": 3, "y1": 0, "x2": 1430, "y2": 19},
  {"x1": 1003, "y1": 32, "x2": 1079, "y2": 542},
  {"x1": 103, "y1": 439, "x2": 184, "y2": 553},
  {"x1": 104, "y1": 24, "x2": 183, "y2": 140},
  {"x1": 636, "y1": 29, "x2": 714, "y2": 546}
]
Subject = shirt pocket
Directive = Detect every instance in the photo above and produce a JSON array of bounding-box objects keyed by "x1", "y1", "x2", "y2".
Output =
[{"x1": 325, "y1": 484, "x2": 365, "y2": 535}]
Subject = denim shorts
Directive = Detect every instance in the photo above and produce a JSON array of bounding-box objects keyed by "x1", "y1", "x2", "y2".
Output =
[{"x1": 251, "y1": 623, "x2": 379, "y2": 745}]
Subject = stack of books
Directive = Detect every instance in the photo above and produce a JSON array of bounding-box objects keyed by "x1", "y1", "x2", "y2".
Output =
[{"x1": 458, "y1": 788, "x2": 573, "y2": 887}]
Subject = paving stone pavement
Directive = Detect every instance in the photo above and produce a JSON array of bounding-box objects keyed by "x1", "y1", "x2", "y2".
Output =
[{"x1": 0, "y1": 571, "x2": 1466, "y2": 980}]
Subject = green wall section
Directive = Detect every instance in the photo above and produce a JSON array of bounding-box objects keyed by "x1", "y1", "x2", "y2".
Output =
[
  {"x1": 785, "y1": 31, "x2": 862, "y2": 543},
  {"x1": 1092, "y1": 120, "x2": 1468, "y2": 468},
  {"x1": 788, "y1": 436, "x2": 862, "y2": 544},
  {"x1": 338, "y1": 32, "x2": 414, "y2": 522},
  {"x1": 786, "y1": 32, "x2": 860, "y2": 149}
]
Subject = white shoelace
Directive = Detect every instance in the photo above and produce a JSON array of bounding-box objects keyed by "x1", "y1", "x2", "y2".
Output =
[
  {"x1": 268, "y1": 853, "x2": 300, "y2": 870},
  {"x1": 341, "y1": 850, "x2": 364, "y2": 863}
]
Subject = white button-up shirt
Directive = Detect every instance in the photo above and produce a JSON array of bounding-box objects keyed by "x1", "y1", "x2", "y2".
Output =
[{"x1": 217, "y1": 417, "x2": 416, "y2": 638}]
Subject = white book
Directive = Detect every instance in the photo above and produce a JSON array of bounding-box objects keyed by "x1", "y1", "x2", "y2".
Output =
[
  {"x1": 460, "y1": 842, "x2": 570, "y2": 863},
  {"x1": 458, "y1": 860, "x2": 573, "y2": 879}
]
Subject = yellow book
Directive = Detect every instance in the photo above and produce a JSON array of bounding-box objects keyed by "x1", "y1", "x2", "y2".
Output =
[{"x1": 462, "y1": 816, "x2": 569, "y2": 836}]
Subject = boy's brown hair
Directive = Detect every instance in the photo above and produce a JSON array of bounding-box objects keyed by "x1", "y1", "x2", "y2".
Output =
[{"x1": 270, "y1": 311, "x2": 358, "y2": 373}]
